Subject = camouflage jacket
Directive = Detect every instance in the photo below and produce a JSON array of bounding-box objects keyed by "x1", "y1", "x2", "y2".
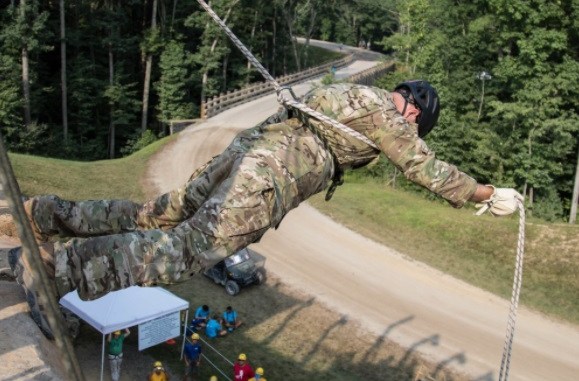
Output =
[{"x1": 299, "y1": 83, "x2": 478, "y2": 207}]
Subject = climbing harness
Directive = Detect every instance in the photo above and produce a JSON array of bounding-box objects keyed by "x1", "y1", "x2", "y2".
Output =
[{"x1": 195, "y1": 3, "x2": 526, "y2": 380}]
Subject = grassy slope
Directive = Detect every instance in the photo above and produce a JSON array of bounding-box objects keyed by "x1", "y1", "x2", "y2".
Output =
[
  {"x1": 9, "y1": 134, "x2": 176, "y2": 202},
  {"x1": 309, "y1": 175, "x2": 579, "y2": 324}
]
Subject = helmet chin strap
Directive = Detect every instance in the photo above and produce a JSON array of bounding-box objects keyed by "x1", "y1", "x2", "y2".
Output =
[
  {"x1": 395, "y1": 90, "x2": 410, "y2": 116},
  {"x1": 401, "y1": 98, "x2": 409, "y2": 116}
]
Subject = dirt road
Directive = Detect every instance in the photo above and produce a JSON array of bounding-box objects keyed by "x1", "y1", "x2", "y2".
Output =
[{"x1": 147, "y1": 58, "x2": 579, "y2": 380}]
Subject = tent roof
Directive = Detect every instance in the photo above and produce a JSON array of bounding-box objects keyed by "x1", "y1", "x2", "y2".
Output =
[{"x1": 59, "y1": 286, "x2": 189, "y2": 334}]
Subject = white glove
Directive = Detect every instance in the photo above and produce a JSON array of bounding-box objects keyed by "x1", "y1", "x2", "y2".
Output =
[{"x1": 475, "y1": 186, "x2": 524, "y2": 217}]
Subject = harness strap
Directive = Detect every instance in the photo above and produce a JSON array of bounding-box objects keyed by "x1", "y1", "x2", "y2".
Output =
[{"x1": 285, "y1": 106, "x2": 344, "y2": 201}]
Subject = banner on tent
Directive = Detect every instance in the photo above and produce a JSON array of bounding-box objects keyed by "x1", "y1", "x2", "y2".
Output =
[{"x1": 138, "y1": 311, "x2": 181, "y2": 350}]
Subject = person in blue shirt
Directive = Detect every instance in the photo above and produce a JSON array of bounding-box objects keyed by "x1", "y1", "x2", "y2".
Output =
[
  {"x1": 191, "y1": 305, "x2": 210, "y2": 330},
  {"x1": 222, "y1": 306, "x2": 243, "y2": 332},
  {"x1": 205, "y1": 315, "x2": 227, "y2": 338},
  {"x1": 183, "y1": 333, "x2": 202, "y2": 381}
]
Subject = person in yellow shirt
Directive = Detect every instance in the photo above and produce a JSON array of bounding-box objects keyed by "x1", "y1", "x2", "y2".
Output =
[
  {"x1": 248, "y1": 367, "x2": 266, "y2": 381},
  {"x1": 148, "y1": 361, "x2": 170, "y2": 381}
]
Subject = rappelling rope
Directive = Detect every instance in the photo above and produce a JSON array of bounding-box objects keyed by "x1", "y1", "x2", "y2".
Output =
[
  {"x1": 196, "y1": 3, "x2": 526, "y2": 380},
  {"x1": 498, "y1": 199, "x2": 525, "y2": 381},
  {"x1": 195, "y1": 0, "x2": 378, "y2": 150}
]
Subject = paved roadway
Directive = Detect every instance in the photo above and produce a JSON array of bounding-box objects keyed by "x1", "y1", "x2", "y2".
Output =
[{"x1": 147, "y1": 41, "x2": 579, "y2": 381}]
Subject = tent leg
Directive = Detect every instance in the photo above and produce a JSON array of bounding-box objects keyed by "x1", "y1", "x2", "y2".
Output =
[
  {"x1": 181, "y1": 309, "x2": 189, "y2": 360},
  {"x1": 101, "y1": 334, "x2": 105, "y2": 381}
]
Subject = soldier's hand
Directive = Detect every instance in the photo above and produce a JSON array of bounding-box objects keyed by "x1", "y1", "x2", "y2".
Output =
[{"x1": 475, "y1": 187, "x2": 524, "y2": 217}]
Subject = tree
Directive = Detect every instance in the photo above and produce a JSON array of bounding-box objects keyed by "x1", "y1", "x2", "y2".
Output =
[
  {"x1": 104, "y1": 70, "x2": 141, "y2": 157},
  {"x1": 141, "y1": 0, "x2": 160, "y2": 132},
  {"x1": 60, "y1": 0, "x2": 68, "y2": 140},
  {"x1": 571, "y1": 145, "x2": 579, "y2": 224},
  {"x1": 2, "y1": 0, "x2": 51, "y2": 128},
  {"x1": 278, "y1": 0, "x2": 301, "y2": 71},
  {"x1": 377, "y1": 0, "x2": 578, "y2": 219},
  {"x1": 155, "y1": 39, "x2": 196, "y2": 124},
  {"x1": 188, "y1": 0, "x2": 239, "y2": 105},
  {"x1": 0, "y1": 48, "x2": 22, "y2": 136}
]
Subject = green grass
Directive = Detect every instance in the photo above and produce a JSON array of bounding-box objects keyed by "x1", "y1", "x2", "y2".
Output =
[
  {"x1": 9, "y1": 134, "x2": 176, "y2": 202},
  {"x1": 134, "y1": 275, "x2": 440, "y2": 381},
  {"x1": 309, "y1": 174, "x2": 579, "y2": 324}
]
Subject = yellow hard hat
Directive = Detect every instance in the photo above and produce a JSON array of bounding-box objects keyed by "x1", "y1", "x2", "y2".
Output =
[
  {"x1": 256, "y1": 367, "x2": 264, "y2": 376},
  {"x1": 113, "y1": 330, "x2": 121, "y2": 335},
  {"x1": 191, "y1": 333, "x2": 200, "y2": 340},
  {"x1": 238, "y1": 353, "x2": 247, "y2": 361},
  {"x1": 153, "y1": 361, "x2": 163, "y2": 368},
  {"x1": 209, "y1": 376, "x2": 218, "y2": 381}
]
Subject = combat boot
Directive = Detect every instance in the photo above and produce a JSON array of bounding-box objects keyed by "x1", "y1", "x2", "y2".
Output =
[
  {"x1": 8, "y1": 246, "x2": 55, "y2": 339},
  {"x1": 8, "y1": 245, "x2": 81, "y2": 340},
  {"x1": 8, "y1": 246, "x2": 81, "y2": 340}
]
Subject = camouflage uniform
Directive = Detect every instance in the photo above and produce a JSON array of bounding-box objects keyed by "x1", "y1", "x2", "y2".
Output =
[{"x1": 18, "y1": 83, "x2": 477, "y2": 303}]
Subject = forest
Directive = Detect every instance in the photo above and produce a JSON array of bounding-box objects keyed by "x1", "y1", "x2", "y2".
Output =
[{"x1": 0, "y1": 0, "x2": 577, "y2": 221}]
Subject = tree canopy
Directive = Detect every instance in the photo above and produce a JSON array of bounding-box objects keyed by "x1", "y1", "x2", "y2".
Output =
[{"x1": 375, "y1": 0, "x2": 578, "y2": 221}]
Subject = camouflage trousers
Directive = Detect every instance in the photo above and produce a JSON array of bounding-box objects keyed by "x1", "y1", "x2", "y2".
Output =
[{"x1": 25, "y1": 120, "x2": 334, "y2": 300}]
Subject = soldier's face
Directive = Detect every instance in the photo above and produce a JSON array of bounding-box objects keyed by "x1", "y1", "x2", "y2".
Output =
[{"x1": 392, "y1": 92, "x2": 421, "y2": 124}]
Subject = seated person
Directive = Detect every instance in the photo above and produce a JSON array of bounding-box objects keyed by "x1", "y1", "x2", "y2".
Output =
[
  {"x1": 191, "y1": 305, "x2": 210, "y2": 330},
  {"x1": 222, "y1": 306, "x2": 243, "y2": 332},
  {"x1": 205, "y1": 315, "x2": 227, "y2": 338}
]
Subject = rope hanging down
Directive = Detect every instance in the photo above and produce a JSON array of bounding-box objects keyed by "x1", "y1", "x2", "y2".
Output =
[
  {"x1": 195, "y1": 0, "x2": 378, "y2": 150},
  {"x1": 195, "y1": 2, "x2": 526, "y2": 380},
  {"x1": 498, "y1": 200, "x2": 526, "y2": 381}
]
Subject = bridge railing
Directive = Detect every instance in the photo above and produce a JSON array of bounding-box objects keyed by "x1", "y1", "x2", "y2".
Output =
[
  {"x1": 200, "y1": 54, "x2": 354, "y2": 119},
  {"x1": 346, "y1": 61, "x2": 395, "y2": 86}
]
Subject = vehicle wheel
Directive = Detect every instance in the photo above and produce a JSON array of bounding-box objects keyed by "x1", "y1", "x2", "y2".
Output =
[
  {"x1": 255, "y1": 269, "x2": 266, "y2": 285},
  {"x1": 225, "y1": 280, "x2": 240, "y2": 296}
]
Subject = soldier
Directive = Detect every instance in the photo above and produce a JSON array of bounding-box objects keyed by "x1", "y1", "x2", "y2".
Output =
[{"x1": 6, "y1": 81, "x2": 523, "y2": 337}]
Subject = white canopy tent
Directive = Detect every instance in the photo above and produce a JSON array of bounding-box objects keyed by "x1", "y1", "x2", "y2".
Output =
[{"x1": 60, "y1": 286, "x2": 189, "y2": 381}]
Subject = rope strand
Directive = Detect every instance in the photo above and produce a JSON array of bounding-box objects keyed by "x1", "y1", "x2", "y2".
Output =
[
  {"x1": 498, "y1": 200, "x2": 525, "y2": 381},
  {"x1": 195, "y1": 0, "x2": 379, "y2": 150}
]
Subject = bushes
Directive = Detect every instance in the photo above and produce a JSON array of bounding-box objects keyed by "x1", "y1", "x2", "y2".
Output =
[{"x1": 120, "y1": 129, "x2": 160, "y2": 156}]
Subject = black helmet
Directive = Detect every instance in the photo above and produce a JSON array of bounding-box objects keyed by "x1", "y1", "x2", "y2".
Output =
[{"x1": 394, "y1": 80, "x2": 440, "y2": 137}]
